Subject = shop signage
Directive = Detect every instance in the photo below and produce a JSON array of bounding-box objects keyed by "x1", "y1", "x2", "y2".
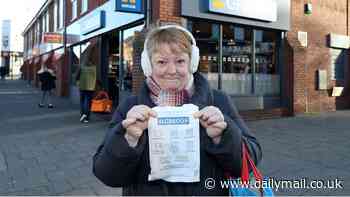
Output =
[
  {"x1": 43, "y1": 33, "x2": 63, "y2": 44},
  {"x1": 81, "y1": 11, "x2": 106, "y2": 35},
  {"x1": 317, "y1": 69, "x2": 327, "y2": 90},
  {"x1": 116, "y1": 0, "x2": 143, "y2": 13},
  {"x1": 329, "y1": 33, "x2": 350, "y2": 49},
  {"x1": 208, "y1": 0, "x2": 277, "y2": 22},
  {"x1": 332, "y1": 87, "x2": 344, "y2": 97}
]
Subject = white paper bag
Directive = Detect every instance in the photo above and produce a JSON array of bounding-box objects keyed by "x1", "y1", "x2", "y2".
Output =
[{"x1": 148, "y1": 104, "x2": 200, "y2": 182}]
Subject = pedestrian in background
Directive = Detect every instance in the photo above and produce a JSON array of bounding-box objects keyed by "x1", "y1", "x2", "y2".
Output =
[
  {"x1": 76, "y1": 52, "x2": 97, "y2": 123},
  {"x1": 37, "y1": 65, "x2": 56, "y2": 108}
]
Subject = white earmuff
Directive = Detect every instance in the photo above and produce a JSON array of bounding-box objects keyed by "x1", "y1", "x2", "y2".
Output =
[{"x1": 141, "y1": 25, "x2": 200, "y2": 77}]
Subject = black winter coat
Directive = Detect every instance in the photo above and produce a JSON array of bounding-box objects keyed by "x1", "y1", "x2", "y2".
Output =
[
  {"x1": 38, "y1": 71, "x2": 56, "y2": 91},
  {"x1": 93, "y1": 73, "x2": 262, "y2": 196}
]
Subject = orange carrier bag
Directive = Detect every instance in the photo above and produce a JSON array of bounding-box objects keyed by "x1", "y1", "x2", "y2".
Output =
[{"x1": 90, "y1": 91, "x2": 113, "y2": 113}]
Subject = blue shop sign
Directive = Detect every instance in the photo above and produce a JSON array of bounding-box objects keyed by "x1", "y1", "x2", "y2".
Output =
[{"x1": 116, "y1": 0, "x2": 143, "y2": 13}]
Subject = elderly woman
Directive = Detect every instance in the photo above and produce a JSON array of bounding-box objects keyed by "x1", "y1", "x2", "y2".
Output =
[{"x1": 93, "y1": 25, "x2": 262, "y2": 196}]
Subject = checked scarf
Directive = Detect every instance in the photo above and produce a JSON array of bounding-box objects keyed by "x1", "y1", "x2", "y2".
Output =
[{"x1": 146, "y1": 76, "x2": 193, "y2": 106}]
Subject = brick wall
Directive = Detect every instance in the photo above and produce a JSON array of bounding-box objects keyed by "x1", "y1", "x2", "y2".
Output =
[
  {"x1": 152, "y1": 0, "x2": 182, "y2": 24},
  {"x1": 132, "y1": 31, "x2": 146, "y2": 95},
  {"x1": 287, "y1": 0, "x2": 350, "y2": 114}
]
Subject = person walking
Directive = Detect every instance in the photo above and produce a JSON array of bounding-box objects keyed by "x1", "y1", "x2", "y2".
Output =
[
  {"x1": 76, "y1": 53, "x2": 97, "y2": 123},
  {"x1": 37, "y1": 65, "x2": 56, "y2": 108}
]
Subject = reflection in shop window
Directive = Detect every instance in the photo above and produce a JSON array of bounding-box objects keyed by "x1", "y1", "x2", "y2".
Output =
[
  {"x1": 222, "y1": 25, "x2": 252, "y2": 95},
  {"x1": 189, "y1": 21, "x2": 219, "y2": 89},
  {"x1": 254, "y1": 30, "x2": 279, "y2": 96},
  {"x1": 122, "y1": 24, "x2": 144, "y2": 92},
  {"x1": 71, "y1": 45, "x2": 80, "y2": 85}
]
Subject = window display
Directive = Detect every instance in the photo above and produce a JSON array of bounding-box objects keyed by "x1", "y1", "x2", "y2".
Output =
[
  {"x1": 222, "y1": 25, "x2": 252, "y2": 95},
  {"x1": 254, "y1": 30, "x2": 279, "y2": 95},
  {"x1": 189, "y1": 21, "x2": 219, "y2": 89},
  {"x1": 188, "y1": 20, "x2": 281, "y2": 96}
]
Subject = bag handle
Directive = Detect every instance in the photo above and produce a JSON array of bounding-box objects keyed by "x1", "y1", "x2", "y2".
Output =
[
  {"x1": 241, "y1": 142, "x2": 263, "y2": 184},
  {"x1": 94, "y1": 91, "x2": 110, "y2": 100}
]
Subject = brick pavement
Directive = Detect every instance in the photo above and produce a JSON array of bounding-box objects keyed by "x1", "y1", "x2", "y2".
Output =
[{"x1": 0, "y1": 79, "x2": 349, "y2": 195}]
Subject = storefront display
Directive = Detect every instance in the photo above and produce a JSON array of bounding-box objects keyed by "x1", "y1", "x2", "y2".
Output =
[{"x1": 188, "y1": 20, "x2": 280, "y2": 97}]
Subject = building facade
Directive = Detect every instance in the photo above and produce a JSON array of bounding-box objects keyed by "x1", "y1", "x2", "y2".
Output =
[{"x1": 21, "y1": 0, "x2": 350, "y2": 118}]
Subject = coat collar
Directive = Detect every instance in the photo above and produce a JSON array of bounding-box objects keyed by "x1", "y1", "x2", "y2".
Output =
[{"x1": 137, "y1": 72, "x2": 213, "y2": 110}]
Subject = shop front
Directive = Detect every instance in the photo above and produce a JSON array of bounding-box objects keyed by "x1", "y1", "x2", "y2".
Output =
[
  {"x1": 66, "y1": 0, "x2": 144, "y2": 105},
  {"x1": 181, "y1": 0, "x2": 290, "y2": 111},
  {"x1": 101, "y1": 24, "x2": 144, "y2": 105}
]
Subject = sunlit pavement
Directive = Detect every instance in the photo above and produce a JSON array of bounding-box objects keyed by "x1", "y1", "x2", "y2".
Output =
[
  {"x1": 0, "y1": 79, "x2": 349, "y2": 195},
  {"x1": 0, "y1": 79, "x2": 121, "y2": 195},
  {"x1": 250, "y1": 110, "x2": 350, "y2": 195}
]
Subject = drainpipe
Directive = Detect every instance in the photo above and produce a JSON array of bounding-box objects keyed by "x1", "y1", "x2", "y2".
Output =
[
  {"x1": 145, "y1": 0, "x2": 151, "y2": 27},
  {"x1": 63, "y1": 0, "x2": 68, "y2": 96},
  {"x1": 63, "y1": 0, "x2": 66, "y2": 48},
  {"x1": 347, "y1": 0, "x2": 349, "y2": 36}
]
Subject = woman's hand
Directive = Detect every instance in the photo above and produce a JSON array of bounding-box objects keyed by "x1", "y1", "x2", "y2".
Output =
[
  {"x1": 122, "y1": 105, "x2": 157, "y2": 147},
  {"x1": 194, "y1": 106, "x2": 227, "y2": 144}
]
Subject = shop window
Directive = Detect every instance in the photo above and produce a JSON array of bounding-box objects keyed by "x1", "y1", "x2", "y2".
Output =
[
  {"x1": 59, "y1": 0, "x2": 64, "y2": 29},
  {"x1": 330, "y1": 49, "x2": 345, "y2": 80},
  {"x1": 71, "y1": 45, "x2": 81, "y2": 85},
  {"x1": 188, "y1": 21, "x2": 219, "y2": 89},
  {"x1": 42, "y1": 15, "x2": 46, "y2": 33},
  {"x1": 188, "y1": 20, "x2": 281, "y2": 97},
  {"x1": 122, "y1": 24, "x2": 144, "y2": 93},
  {"x1": 254, "y1": 30, "x2": 279, "y2": 96},
  {"x1": 71, "y1": 0, "x2": 77, "y2": 20},
  {"x1": 46, "y1": 12, "x2": 49, "y2": 32},
  {"x1": 54, "y1": 1, "x2": 58, "y2": 31},
  {"x1": 222, "y1": 25, "x2": 252, "y2": 95},
  {"x1": 81, "y1": 0, "x2": 88, "y2": 13}
]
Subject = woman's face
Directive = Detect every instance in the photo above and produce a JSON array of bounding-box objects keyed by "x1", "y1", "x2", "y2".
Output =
[{"x1": 150, "y1": 43, "x2": 191, "y2": 91}]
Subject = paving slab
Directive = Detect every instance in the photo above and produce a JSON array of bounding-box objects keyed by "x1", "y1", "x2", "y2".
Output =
[{"x1": 0, "y1": 80, "x2": 349, "y2": 196}]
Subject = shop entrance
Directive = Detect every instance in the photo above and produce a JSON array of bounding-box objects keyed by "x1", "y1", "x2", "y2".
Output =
[
  {"x1": 102, "y1": 23, "x2": 144, "y2": 107},
  {"x1": 103, "y1": 31, "x2": 120, "y2": 107}
]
